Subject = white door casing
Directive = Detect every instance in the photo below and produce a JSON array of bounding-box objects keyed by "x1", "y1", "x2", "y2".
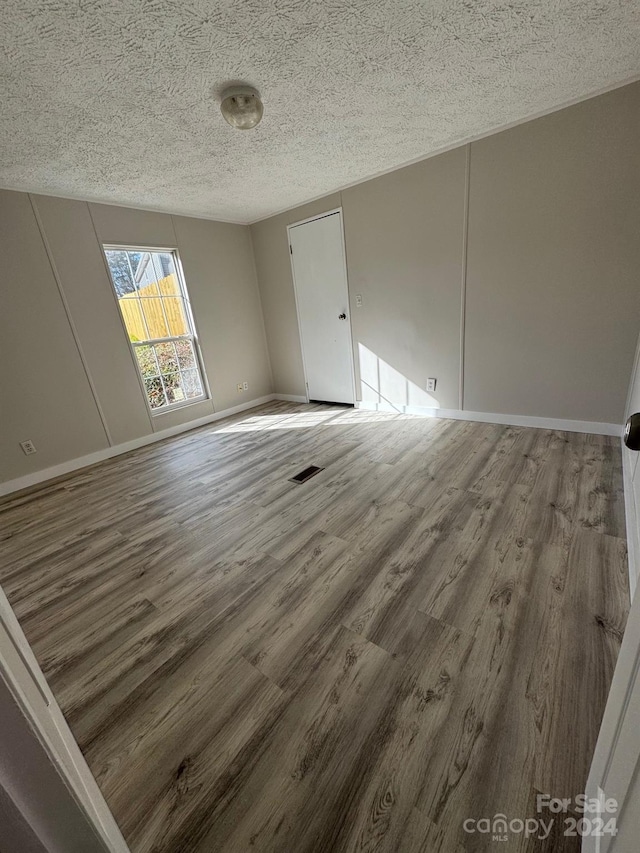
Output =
[
  {"x1": 583, "y1": 332, "x2": 640, "y2": 852},
  {"x1": 0, "y1": 586, "x2": 130, "y2": 852}
]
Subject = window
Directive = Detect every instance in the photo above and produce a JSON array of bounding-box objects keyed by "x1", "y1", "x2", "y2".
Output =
[{"x1": 104, "y1": 247, "x2": 208, "y2": 413}]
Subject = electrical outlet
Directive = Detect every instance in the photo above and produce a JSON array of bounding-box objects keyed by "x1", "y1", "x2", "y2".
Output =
[
  {"x1": 427, "y1": 378, "x2": 437, "y2": 393},
  {"x1": 237, "y1": 383, "x2": 243, "y2": 393},
  {"x1": 243, "y1": 381, "x2": 248, "y2": 391},
  {"x1": 355, "y1": 294, "x2": 363, "y2": 307},
  {"x1": 20, "y1": 439, "x2": 37, "y2": 455}
]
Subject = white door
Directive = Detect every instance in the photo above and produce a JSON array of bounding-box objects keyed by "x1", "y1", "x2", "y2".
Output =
[{"x1": 289, "y1": 211, "x2": 355, "y2": 404}]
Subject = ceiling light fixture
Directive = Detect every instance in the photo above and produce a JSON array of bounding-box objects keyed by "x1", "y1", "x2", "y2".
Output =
[{"x1": 219, "y1": 85, "x2": 264, "y2": 130}]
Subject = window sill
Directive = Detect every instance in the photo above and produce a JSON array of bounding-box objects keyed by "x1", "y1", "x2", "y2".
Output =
[{"x1": 149, "y1": 395, "x2": 210, "y2": 417}]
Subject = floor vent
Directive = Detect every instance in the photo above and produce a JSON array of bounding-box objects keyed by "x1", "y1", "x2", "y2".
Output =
[{"x1": 289, "y1": 465, "x2": 324, "y2": 484}]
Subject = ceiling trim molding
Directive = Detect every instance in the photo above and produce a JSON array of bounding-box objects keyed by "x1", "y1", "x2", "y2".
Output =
[
  {"x1": 248, "y1": 73, "x2": 640, "y2": 226},
  {"x1": 0, "y1": 188, "x2": 248, "y2": 227}
]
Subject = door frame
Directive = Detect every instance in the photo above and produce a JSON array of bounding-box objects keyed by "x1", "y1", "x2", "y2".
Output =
[
  {"x1": 582, "y1": 336, "x2": 640, "y2": 852},
  {"x1": 0, "y1": 586, "x2": 130, "y2": 852},
  {"x1": 287, "y1": 208, "x2": 356, "y2": 405},
  {"x1": 583, "y1": 581, "x2": 640, "y2": 852}
]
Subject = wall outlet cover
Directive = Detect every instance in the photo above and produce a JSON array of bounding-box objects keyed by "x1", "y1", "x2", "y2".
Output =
[{"x1": 427, "y1": 378, "x2": 437, "y2": 393}]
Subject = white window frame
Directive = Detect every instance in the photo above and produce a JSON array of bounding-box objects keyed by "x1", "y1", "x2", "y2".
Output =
[{"x1": 103, "y1": 245, "x2": 210, "y2": 416}]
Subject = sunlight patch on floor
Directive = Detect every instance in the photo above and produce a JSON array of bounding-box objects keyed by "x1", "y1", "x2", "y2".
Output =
[{"x1": 215, "y1": 407, "x2": 424, "y2": 433}]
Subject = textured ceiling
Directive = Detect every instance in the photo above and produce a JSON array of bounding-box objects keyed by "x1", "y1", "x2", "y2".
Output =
[{"x1": 1, "y1": 1, "x2": 639, "y2": 224}]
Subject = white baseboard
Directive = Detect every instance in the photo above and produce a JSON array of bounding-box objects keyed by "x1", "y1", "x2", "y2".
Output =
[
  {"x1": 354, "y1": 400, "x2": 622, "y2": 437},
  {"x1": 1, "y1": 395, "x2": 624, "y2": 499},
  {"x1": 274, "y1": 393, "x2": 308, "y2": 403},
  {"x1": 0, "y1": 395, "x2": 276, "y2": 499},
  {"x1": 622, "y1": 444, "x2": 639, "y2": 601}
]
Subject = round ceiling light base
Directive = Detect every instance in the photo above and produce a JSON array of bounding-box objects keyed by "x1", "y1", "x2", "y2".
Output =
[{"x1": 220, "y1": 86, "x2": 264, "y2": 130}]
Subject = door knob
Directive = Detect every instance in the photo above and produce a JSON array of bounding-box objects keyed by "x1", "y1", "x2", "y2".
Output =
[
  {"x1": 624, "y1": 413, "x2": 640, "y2": 451},
  {"x1": 338, "y1": 312, "x2": 347, "y2": 320}
]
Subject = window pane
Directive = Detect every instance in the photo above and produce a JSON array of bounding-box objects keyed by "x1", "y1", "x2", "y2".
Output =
[
  {"x1": 134, "y1": 344, "x2": 159, "y2": 377},
  {"x1": 163, "y1": 297, "x2": 188, "y2": 336},
  {"x1": 154, "y1": 341, "x2": 178, "y2": 374},
  {"x1": 118, "y1": 296, "x2": 147, "y2": 341},
  {"x1": 134, "y1": 253, "x2": 160, "y2": 295},
  {"x1": 158, "y1": 271, "x2": 180, "y2": 297},
  {"x1": 181, "y1": 369, "x2": 204, "y2": 399},
  {"x1": 175, "y1": 339, "x2": 196, "y2": 369},
  {"x1": 105, "y1": 250, "x2": 140, "y2": 297},
  {"x1": 139, "y1": 278, "x2": 160, "y2": 297},
  {"x1": 150, "y1": 251, "x2": 177, "y2": 294},
  {"x1": 158, "y1": 252, "x2": 177, "y2": 278},
  {"x1": 144, "y1": 378, "x2": 167, "y2": 409},
  {"x1": 164, "y1": 374, "x2": 185, "y2": 404},
  {"x1": 141, "y1": 298, "x2": 169, "y2": 338}
]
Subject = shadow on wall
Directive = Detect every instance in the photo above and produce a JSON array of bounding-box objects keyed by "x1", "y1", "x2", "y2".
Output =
[{"x1": 358, "y1": 343, "x2": 440, "y2": 411}]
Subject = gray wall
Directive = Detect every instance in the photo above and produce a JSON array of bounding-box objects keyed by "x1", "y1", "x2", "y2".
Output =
[
  {"x1": 1, "y1": 192, "x2": 110, "y2": 482},
  {"x1": 343, "y1": 148, "x2": 466, "y2": 411},
  {"x1": 0, "y1": 191, "x2": 272, "y2": 485},
  {"x1": 464, "y1": 83, "x2": 640, "y2": 422},
  {"x1": 251, "y1": 82, "x2": 640, "y2": 425}
]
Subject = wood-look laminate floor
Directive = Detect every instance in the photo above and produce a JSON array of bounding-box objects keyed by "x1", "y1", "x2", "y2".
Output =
[{"x1": 0, "y1": 402, "x2": 630, "y2": 852}]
